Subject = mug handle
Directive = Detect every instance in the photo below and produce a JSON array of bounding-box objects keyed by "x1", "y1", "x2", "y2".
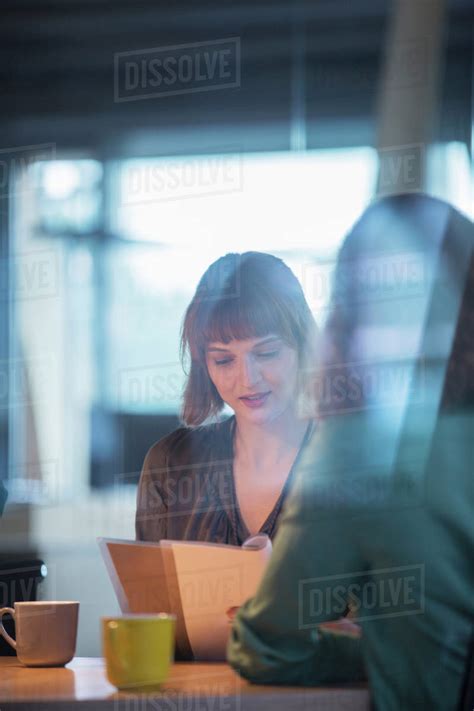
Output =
[{"x1": 0, "y1": 607, "x2": 17, "y2": 650}]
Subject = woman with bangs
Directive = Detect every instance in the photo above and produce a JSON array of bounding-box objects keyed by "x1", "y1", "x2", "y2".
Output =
[{"x1": 135, "y1": 251, "x2": 318, "y2": 545}]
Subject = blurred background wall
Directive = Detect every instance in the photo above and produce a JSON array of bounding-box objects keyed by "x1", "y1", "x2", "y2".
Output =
[{"x1": 0, "y1": 0, "x2": 472, "y2": 655}]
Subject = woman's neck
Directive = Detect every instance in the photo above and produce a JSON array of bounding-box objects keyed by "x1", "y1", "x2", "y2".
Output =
[{"x1": 234, "y1": 409, "x2": 310, "y2": 469}]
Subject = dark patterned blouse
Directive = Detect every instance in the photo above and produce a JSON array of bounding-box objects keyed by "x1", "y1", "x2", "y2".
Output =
[{"x1": 135, "y1": 416, "x2": 315, "y2": 545}]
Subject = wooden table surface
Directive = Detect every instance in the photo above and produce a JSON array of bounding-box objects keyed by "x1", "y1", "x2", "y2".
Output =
[{"x1": 0, "y1": 657, "x2": 370, "y2": 710}]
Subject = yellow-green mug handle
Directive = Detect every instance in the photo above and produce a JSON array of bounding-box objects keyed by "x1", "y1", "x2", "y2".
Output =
[{"x1": 0, "y1": 607, "x2": 17, "y2": 650}]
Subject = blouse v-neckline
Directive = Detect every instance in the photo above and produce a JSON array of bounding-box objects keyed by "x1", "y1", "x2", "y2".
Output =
[{"x1": 221, "y1": 416, "x2": 315, "y2": 543}]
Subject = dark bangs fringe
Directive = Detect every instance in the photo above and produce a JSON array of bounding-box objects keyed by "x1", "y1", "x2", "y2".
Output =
[{"x1": 198, "y1": 290, "x2": 300, "y2": 359}]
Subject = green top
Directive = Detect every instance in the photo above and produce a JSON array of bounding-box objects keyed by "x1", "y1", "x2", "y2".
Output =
[{"x1": 227, "y1": 410, "x2": 474, "y2": 710}]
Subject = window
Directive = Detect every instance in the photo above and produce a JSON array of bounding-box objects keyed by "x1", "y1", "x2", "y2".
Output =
[
  {"x1": 10, "y1": 141, "x2": 472, "y2": 497},
  {"x1": 8, "y1": 145, "x2": 406, "y2": 497}
]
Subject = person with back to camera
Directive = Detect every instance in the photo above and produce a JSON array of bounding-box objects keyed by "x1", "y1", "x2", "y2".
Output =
[
  {"x1": 227, "y1": 195, "x2": 474, "y2": 710},
  {"x1": 135, "y1": 251, "x2": 319, "y2": 545}
]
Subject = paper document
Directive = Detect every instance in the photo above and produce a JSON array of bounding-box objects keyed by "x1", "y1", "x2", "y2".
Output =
[{"x1": 98, "y1": 534, "x2": 272, "y2": 660}]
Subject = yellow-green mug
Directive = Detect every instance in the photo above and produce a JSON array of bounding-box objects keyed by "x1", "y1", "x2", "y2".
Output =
[{"x1": 102, "y1": 614, "x2": 175, "y2": 690}]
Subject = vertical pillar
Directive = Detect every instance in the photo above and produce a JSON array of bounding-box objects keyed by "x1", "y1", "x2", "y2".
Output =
[{"x1": 376, "y1": 0, "x2": 446, "y2": 195}]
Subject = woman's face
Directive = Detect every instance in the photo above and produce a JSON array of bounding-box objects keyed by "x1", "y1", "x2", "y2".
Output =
[{"x1": 206, "y1": 334, "x2": 300, "y2": 426}]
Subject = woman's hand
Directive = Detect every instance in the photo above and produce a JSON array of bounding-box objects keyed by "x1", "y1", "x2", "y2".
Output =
[
  {"x1": 319, "y1": 618, "x2": 362, "y2": 638},
  {"x1": 227, "y1": 607, "x2": 361, "y2": 636},
  {"x1": 226, "y1": 606, "x2": 240, "y2": 623}
]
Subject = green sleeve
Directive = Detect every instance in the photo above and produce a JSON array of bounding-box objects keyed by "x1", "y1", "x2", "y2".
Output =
[{"x1": 227, "y1": 515, "x2": 367, "y2": 685}]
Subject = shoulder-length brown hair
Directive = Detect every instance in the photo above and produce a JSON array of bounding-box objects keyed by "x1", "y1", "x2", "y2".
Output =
[{"x1": 180, "y1": 251, "x2": 318, "y2": 426}]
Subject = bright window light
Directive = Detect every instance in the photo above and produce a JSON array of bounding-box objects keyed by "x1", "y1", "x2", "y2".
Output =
[{"x1": 112, "y1": 148, "x2": 378, "y2": 295}]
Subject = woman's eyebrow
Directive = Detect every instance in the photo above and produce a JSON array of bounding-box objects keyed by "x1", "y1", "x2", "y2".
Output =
[
  {"x1": 207, "y1": 345, "x2": 231, "y2": 353},
  {"x1": 207, "y1": 336, "x2": 281, "y2": 353},
  {"x1": 253, "y1": 336, "x2": 281, "y2": 347}
]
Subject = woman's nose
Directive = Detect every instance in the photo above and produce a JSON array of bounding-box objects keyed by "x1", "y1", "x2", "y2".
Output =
[{"x1": 239, "y1": 355, "x2": 260, "y2": 388}]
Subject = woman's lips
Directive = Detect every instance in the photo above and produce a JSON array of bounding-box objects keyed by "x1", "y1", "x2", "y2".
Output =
[{"x1": 239, "y1": 392, "x2": 271, "y2": 409}]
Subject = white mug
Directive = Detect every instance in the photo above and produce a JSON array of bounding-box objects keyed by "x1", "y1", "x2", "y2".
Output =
[{"x1": 0, "y1": 601, "x2": 79, "y2": 666}]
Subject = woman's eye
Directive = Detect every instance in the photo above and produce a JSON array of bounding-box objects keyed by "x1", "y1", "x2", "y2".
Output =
[
  {"x1": 256, "y1": 350, "x2": 280, "y2": 359},
  {"x1": 214, "y1": 358, "x2": 234, "y2": 366}
]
